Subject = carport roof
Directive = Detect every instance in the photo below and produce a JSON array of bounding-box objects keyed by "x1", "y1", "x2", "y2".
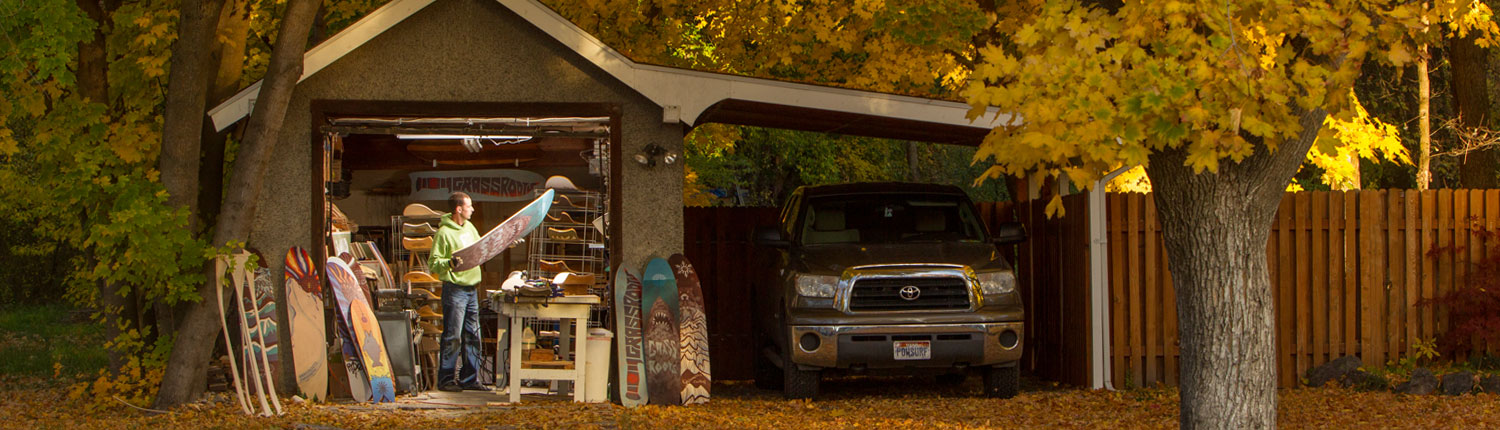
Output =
[{"x1": 207, "y1": 0, "x2": 1011, "y2": 145}]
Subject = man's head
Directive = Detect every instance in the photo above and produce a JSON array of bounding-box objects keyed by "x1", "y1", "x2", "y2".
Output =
[{"x1": 449, "y1": 192, "x2": 473, "y2": 225}]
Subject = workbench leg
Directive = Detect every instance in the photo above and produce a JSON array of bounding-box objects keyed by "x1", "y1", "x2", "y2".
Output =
[
  {"x1": 573, "y1": 316, "x2": 587, "y2": 402},
  {"x1": 509, "y1": 314, "x2": 523, "y2": 403}
]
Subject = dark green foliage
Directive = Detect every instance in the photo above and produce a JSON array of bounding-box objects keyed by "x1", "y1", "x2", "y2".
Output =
[
  {"x1": 0, "y1": 220, "x2": 76, "y2": 305},
  {"x1": 0, "y1": 305, "x2": 108, "y2": 381},
  {"x1": 686, "y1": 127, "x2": 1009, "y2": 207},
  {"x1": 1421, "y1": 224, "x2": 1500, "y2": 357}
]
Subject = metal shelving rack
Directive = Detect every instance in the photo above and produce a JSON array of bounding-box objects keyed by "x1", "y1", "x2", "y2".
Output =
[
  {"x1": 391, "y1": 212, "x2": 442, "y2": 277},
  {"x1": 522, "y1": 187, "x2": 609, "y2": 331}
]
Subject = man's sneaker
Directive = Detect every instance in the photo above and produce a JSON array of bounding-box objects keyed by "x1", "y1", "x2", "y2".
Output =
[
  {"x1": 461, "y1": 383, "x2": 491, "y2": 391},
  {"x1": 438, "y1": 383, "x2": 463, "y2": 392}
]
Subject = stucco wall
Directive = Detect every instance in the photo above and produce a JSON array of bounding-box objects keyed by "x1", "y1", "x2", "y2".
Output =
[{"x1": 248, "y1": 0, "x2": 683, "y2": 389}]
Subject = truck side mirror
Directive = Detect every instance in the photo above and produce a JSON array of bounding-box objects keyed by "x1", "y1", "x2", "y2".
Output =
[
  {"x1": 754, "y1": 226, "x2": 792, "y2": 248},
  {"x1": 993, "y1": 222, "x2": 1027, "y2": 245}
]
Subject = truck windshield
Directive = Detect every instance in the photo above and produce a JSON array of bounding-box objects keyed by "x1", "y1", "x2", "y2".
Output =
[{"x1": 797, "y1": 195, "x2": 988, "y2": 245}]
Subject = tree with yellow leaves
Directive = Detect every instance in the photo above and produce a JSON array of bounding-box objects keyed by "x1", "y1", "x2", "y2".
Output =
[{"x1": 965, "y1": 0, "x2": 1495, "y2": 427}]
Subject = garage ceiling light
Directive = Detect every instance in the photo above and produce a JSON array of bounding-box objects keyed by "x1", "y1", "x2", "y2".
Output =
[{"x1": 395, "y1": 134, "x2": 532, "y2": 140}]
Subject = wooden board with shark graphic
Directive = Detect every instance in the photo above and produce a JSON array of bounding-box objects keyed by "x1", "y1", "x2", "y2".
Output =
[
  {"x1": 613, "y1": 268, "x2": 648, "y2": 407},
  {"x1": 284, "y1": 247, "x2": 327, "y2": 402},
  {"x1": 641, "y1": 257, "x2": 682, "y2": 405},
  {"x1": 669, "y1": 254, "x2": 710, "y2": 405}
]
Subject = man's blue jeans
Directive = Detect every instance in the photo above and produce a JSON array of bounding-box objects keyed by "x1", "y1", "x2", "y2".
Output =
[{"x1": 438, "y1": 282, "x2": 481, "y2": 387}]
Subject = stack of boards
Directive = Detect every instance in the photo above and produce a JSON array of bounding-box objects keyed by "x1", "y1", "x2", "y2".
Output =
[
  {"x1": 217, "y1": 251, "x2": 285, "y2": 416},
  {"x1": 614, "y1": 254, "x2": 712, "y2": 407},
  {"x1": 217, "y1": 245, "x2": 400, "y2": 411}
]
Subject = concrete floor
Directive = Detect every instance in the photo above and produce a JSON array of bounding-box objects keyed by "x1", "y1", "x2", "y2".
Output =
[{"x1": 391, "y1": 385, "x2": 578, "y2": 409}]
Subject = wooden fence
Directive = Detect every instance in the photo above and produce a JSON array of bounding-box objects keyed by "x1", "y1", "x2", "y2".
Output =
[
  {"x1": 1105, "y1": 190, "x2": 1500, "y2": 388},
  {"x1": 683, "y1": 189, "x2": 1500, "y2": 388},
  {"x1": 682, "y1": 207, "x2": 779, "y2": 381}
]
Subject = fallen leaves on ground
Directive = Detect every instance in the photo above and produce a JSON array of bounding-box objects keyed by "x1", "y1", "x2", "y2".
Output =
[{"x1": 4, "y1": 375, "x2": 1499, "y2": 429}]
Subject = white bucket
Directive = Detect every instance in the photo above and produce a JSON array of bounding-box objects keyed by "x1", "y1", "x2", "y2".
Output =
[{"x1": 584, "y1": 328, "x2": 614, "y2": 402}]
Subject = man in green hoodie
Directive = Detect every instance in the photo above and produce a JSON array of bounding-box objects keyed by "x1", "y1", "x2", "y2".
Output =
[{"x1": 429, "y1": 192, "x2": 487, "y2": 392}]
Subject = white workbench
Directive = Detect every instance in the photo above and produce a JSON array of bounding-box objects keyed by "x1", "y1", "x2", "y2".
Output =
[{"x1": 492, "y1": 294, "x2": 599, "y2": 403}]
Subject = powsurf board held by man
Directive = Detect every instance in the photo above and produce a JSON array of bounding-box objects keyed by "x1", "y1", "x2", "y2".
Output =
[{"x1": 451, "y1": 189, "x2": 554, "y2": 272}]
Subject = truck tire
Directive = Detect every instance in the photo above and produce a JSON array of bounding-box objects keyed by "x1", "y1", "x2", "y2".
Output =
[
  {"x1": 782, "y1": 354, "x2": 820, "y2": 399},
  {"x1": 982, "y1": 365, "x2": 1019, "y2": 399},
  {"x1": 754, "y1": 349, "x2": 783, "y2": 390}
]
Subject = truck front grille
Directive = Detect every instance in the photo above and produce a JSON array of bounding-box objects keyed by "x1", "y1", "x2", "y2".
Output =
[{"x1": 848, "y1": 277, "x2": 971, "y2": 311}]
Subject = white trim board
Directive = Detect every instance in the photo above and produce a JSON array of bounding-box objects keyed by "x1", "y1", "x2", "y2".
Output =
[{"x1": 208, "y1": 0, "x2": 1009, "y2": 132}]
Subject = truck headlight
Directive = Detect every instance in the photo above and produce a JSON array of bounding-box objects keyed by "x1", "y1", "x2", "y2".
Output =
[
  {"x1": 794, "y1": 274, "x2": 838, "y2": 298},
  {"x1": 977, "y1": 271, "x2": 1016, "y2": 295}
]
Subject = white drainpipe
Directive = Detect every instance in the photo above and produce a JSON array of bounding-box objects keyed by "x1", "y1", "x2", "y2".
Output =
[{"x1": 1090, "y1": 165, "x2": 1133, "y2": 390}]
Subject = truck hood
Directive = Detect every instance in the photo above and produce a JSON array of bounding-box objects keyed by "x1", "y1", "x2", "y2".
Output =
[{"x1": 793, "y1": 242, "x2": 1005, "y2": 274}]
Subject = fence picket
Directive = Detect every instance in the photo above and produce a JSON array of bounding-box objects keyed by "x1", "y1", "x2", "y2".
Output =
[
  {"x1": 1109, "y1": 193, "x2": 1127, "y2": 387},
  {"x1": 1350, "y1": 191, "x2": 1362, "y2": 356},
  {"x1": 1312, "y1": 193, "x2": 1328, "y2": 366},
  {"x1": 1126, "y1": 194, "x2": 1143, "y2": 388},
  {"x1": 1278, "y1": 195, "x2": 1294, "y2": 385},
  {"x1": 1388, "y1": 190, "x2": 1404, "y2": 360},
  {"x1": 1328, "y1": 192, "x2": 1344, "y2": 357},
  {"x1": 1361, "y1": 191, "x2": 1383, "y2": 364},
  {"x1": 1295, "y1": 192, "x2": 1311, "y2": 378},
  {"x1": 1421, "y1": 191, "x2": 1435, "y2": 345},
  {"x1": 1437, "y1": 190, "x2": 1453, "y2": 342},
  {"x1": 1405, "y1": 191, "x2": 1419, "y2": 358},
  {"x1": 1144, "y1": 196, "x2": 1160, "y2": 384}
]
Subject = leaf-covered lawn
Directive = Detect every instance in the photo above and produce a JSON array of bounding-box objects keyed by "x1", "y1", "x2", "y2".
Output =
[{"x1": 5, "y1": 375, "x2": 1498, "y2": 429}]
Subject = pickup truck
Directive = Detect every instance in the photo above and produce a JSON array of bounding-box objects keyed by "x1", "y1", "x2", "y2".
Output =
[{"x1": 752, "y1": 182, "x2": 1027, "y2": 399}]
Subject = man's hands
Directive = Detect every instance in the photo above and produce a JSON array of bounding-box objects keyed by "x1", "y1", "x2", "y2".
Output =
[{"x1": 452, "y1": 256, "x2": 464, "y2": 268}]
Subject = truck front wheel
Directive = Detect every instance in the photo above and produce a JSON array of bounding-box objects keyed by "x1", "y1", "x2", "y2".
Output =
[
  {"x1": 982, "y1": 365, "x2": 1019, "y2": 398},
  {"x1": 783, "y1": 354, "x2": 820, "y2": 399}
]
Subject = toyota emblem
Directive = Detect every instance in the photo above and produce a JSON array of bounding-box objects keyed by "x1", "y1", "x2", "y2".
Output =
[{"x1": 898, "y1": 285, "x2": 921, "y2": 301}]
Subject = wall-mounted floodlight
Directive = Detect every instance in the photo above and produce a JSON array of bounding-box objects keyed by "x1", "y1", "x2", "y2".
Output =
[{"x1": 633, "y1": 143, "x2": 678, "y2": 168}]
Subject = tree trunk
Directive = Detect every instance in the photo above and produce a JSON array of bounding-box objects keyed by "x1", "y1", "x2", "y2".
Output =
[
  {"x1": 155, "y1": 0, "x2": 322, "y2": 409},
  {"x1": 1451, "y1": 34, "x2": 1493, "y2": 189},
  {"x1": 73, "y1": 0, "x2": 117, "y2": 105},
  {"x1": 76, "y1": 0, "x2": 127, "y2": 373},
  {"x1": 1416, "y1": 51, "x2": 1432, "y2": 190},
  {"x1": 198, "y1": 0, "x2": 252, "y2": 231},
  {"x1": 1144, "y1": 108, "x2": 1327, "y2": 429},
  {"x1": 159, "y1": 0, "x2": 227, "y2": 233}
]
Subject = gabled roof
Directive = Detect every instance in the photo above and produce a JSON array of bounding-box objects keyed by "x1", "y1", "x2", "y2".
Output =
[{"x1": 207, "y1": 0, "x2": 1009, "y2": 144}]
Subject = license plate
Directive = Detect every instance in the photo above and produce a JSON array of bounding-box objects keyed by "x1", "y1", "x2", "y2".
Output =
[{"x1": 893, "y1": 341, "x2": 931, "y2": 360}]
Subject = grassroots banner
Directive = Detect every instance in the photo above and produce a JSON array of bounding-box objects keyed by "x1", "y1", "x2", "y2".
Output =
[{"x1": 409, "y1": 169, "x2": 544, "y2": 202}]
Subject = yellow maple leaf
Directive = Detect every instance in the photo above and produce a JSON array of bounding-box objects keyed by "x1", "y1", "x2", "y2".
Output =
[
  {"x1": 1386, "y1": 44, "x2": 1413, "y2": 65},
  {"x1": 1044, "y1": 194, "x2": 1065, "y2": 218}
]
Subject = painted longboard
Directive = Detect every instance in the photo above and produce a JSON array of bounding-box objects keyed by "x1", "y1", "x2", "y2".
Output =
[
  {"x1": 613, "y1": 268, "x2": 648, "y2": 407},
  {"x1": 452, "y1": 189, "x2": 554, "y2": 272},
  {"x1": 327, "y1": 257, "x2": 396, "y2": 402},
  {"x1": 642, "y1": 257, "x2": 682, "y2": 405},
  {"x1": 333, "y1": 317, "x2": 371, "y2": 401},
  {"x1": 669, "y1": 254, "x2": 711, "y2": 405},
  {"x1": 329, "y1": 255, "x2": 370, "y2": 401},
  {"x1": 284, "y1": 247, "x2": 327, "y2": 402},
  {"x1": 251, "y1": 267, "x2": 281, "y2": 380},
  {"x1": 214, "y1": 256, "x2": 252, "y2": 414},
  {"x1": 230, "y1": 252, "x2": 283, "y2": 415}
]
